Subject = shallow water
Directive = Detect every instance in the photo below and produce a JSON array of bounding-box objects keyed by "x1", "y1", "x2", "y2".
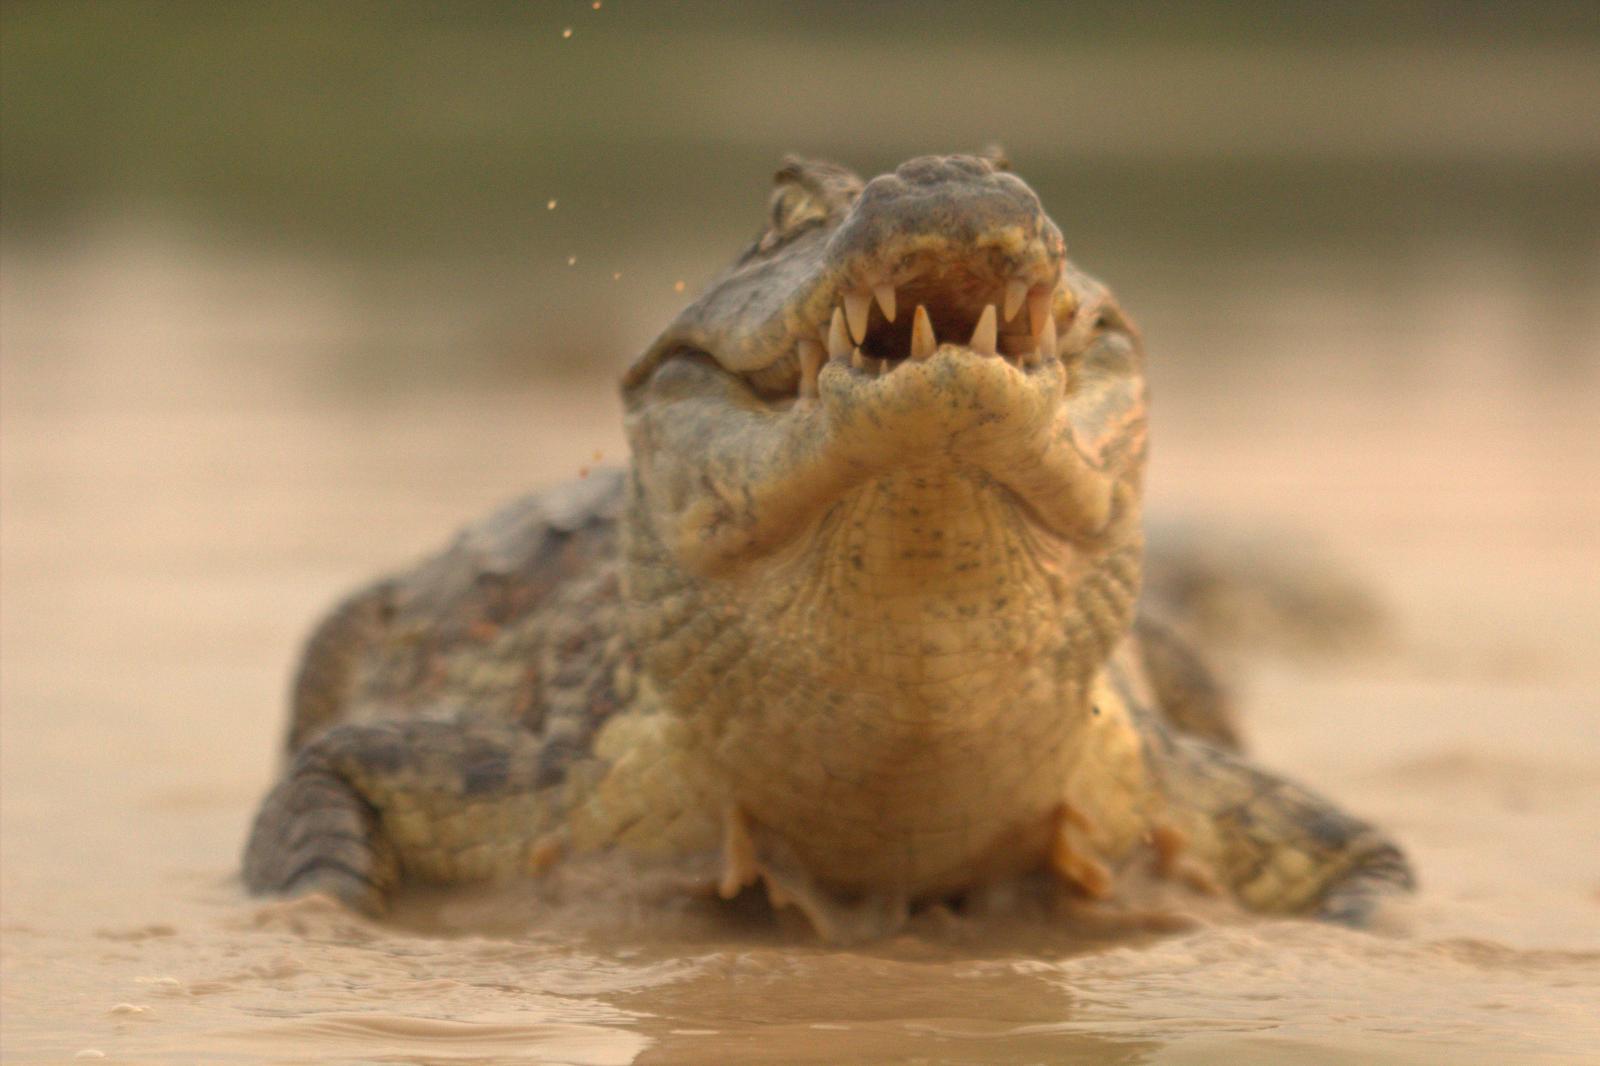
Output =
[{"x1": 2, "y1": 240, "x2": 1598, "y2": 1064}]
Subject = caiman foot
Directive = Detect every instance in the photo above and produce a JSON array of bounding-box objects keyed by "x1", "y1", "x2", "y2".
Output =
[
  {"x1": 243, "y1": 719, "x2": 557, "y2": 916},
  {"x1": 1147, "y1": 730, "x2": 1415, "y2": 928},
  {"x1": 1049, "y1": 803, "x2": 1115, "y2": 900},
  {"x1": 1314, "y1": 840, "x2": 1415, "y2": 927},
  {"x1": 242, "y1": 767, "x2": 399, "y2": 915}
]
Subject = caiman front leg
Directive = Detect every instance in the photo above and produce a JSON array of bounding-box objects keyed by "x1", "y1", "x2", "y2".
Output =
[
  {"x1": 1145, "y1": 724, "x2": 1415, "y2": 926},
  {"x1": 242, "y1": 718, "x2": 562, "y2": 915}
]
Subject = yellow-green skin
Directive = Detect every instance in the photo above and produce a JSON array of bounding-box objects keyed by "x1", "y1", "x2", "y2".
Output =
[{"x1": 243, "y1": 155, "x2": 1411, "y2": 940}]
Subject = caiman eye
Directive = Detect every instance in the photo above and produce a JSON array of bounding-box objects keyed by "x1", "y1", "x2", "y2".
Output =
[
  {"x1": 757, "y1": 182, "x2": 829, "y2": 252},
  {"x1": 651, "y1": 344, "x2": 798, "y2": 408},
  {"x1": 741, "y1": 347, "x2": 801, "y2": 403}
]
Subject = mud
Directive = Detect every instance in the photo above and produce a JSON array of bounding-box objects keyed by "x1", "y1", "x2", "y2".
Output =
[{"x1": 2, "y1": 240, "x2": 1596, "y2": 1064}]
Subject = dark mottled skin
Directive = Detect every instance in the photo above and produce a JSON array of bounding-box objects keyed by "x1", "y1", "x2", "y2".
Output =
[{"x1": 243, "y1": 154, "x2": 1412, "y2": 939}]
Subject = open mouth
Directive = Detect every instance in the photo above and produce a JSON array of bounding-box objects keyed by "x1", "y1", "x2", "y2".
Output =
[{"x1": 797, "y1": 256, "x2": 1073, "y2": 399}]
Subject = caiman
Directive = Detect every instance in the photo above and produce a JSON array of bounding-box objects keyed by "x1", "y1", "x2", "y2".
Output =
[{"x1": 243, "y1": 153, "x2": 1413, "y2": 941}]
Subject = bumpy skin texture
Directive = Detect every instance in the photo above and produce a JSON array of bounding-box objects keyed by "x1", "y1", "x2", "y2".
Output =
[{"x1": 243, "y1": 154, "x2": 1412, "y2": 939}]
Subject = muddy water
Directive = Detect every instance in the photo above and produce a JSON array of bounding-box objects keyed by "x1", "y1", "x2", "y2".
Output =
[{"x1": 2, "y1": 242, "x2": 1598, "y2": 1064}]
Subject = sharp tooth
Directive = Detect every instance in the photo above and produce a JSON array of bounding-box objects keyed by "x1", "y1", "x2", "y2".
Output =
[
  {"x1": 851, "y1": 347, "x2": 868, "y2": 371},
  {"x1": 910, "y1": 304, "x2": 937, "y2": 360},
  {"x1": 828, "y1": 307, "x2": 851, "y2": 359},
  {"x1": 969, "y1": 304, "x2": 998, "y2": 356},
  {"x1": 1003, "y1": 279, "x2": 1028, "y2": 322},
  {"x1": 1028, "y1": 289, "x2": 1053, "y2": 337},
  {"x1": 873, "y1": 283, "x2": 897, "y2": 323},
  {"x1": 797, "y1": 339, "x2": 824, "y2": 398},
  {"x1": 844, "y1": 291, "x2": 871, "y2": 343},
  {"x1": 877, "y1": 358, "x2": 889, "y2": 376},
  {"x1": 1038, "y1": 312, "x2": 1058, "y2": 361}
]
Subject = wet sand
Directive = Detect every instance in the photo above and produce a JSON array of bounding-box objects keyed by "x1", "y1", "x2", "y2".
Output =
[{"x1": 2, "y1": 241, "x2": 1598, "y2": 1064}]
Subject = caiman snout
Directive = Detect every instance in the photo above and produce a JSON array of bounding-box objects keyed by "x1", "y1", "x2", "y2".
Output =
[{"x1": 829, "y1": 154, "x2": 1063, "y2": 281}]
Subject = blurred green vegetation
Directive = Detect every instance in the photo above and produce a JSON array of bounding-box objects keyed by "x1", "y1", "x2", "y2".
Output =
[
  {"x1": 3, "y1": 1, "x2": 1598, "y2": 381},
  {"x1": 5, "y1": 2, "x2": 1598, "y2": 248}
]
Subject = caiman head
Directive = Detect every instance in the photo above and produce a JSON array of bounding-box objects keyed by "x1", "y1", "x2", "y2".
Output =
[{"x1": 618, "y1": 154, "x2": 1149, "y2": 893}]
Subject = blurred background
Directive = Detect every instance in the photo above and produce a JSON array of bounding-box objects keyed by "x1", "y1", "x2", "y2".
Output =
[
  {"x1": 2, "y1": 4, "x2": 1599, "y2": 1060},
  {"x1": 5, "y1": 1, "x2": 1598, "y2": 387}
]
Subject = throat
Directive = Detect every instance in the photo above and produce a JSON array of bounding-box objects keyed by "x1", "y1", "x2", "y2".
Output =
[
  {"x1": 704, "y1": 469, "x2": 1111, "y2": 895},
  {"x1": 639, "y1": 465, "x2": 1142, "y2": 897},
  {"x1": 787, "y1": 467, "x2": 1080, "y2": 693}
]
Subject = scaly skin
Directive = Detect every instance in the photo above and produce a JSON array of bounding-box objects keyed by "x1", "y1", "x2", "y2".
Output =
[{"x1": 243, "y1": 154, "x2": 1411, "y2": 940}]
